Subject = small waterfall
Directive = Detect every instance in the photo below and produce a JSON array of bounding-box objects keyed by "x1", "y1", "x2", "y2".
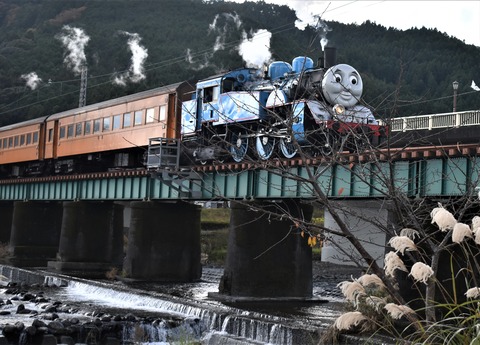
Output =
[{"x1": 0, "y1": 265, "x2": 324, "y2": 345}]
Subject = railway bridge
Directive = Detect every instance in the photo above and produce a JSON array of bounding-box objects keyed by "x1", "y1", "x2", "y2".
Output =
[{"x1": 1, "y1": 110, "x2": 480, "y2": 300}]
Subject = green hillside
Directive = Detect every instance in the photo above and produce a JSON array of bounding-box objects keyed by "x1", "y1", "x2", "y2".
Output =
[{"x1": 0, "y1": 0, "x2": 478, "y2": 126}]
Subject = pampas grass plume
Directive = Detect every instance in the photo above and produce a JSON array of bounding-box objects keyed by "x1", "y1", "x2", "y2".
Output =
[
  {"x1": 384, "y1": 251, "x2": 408, "y2": 277},
  {"x1": 333, "y1": 311, "x2": 368, "y2": 331},
  {"x1": 465, "y1": 287, "x2": 480, "y2": 299},
  {"x1": 384, "y1": 303, "x2": 415, "y2": 319},
  {"x1": 431, "y1": 206, "x2": 457, "y2": 232},
  {"x1": 452, "y1": 222, "x2": 473, "y2": 244},
  {"x1": 399, "y1": 228, "x2": 420, "y2": 240},
  {"x1": 410, "y1": 262, "x2": 434, "y2": 284},
  {"x1": 472, "y1": 216, "x2": 480, "y2": 234},
  {"x1": 337, "y1": 281, "x2": 366, "y2": 304},
  {"x1": 388, "y1": 236, "x2": 417, "y2": 254},
  {"x1": 356, "y1": 274, "x2": 386, "y2": 289}
]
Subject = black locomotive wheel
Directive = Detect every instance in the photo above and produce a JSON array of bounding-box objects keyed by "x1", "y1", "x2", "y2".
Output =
[
  {"x1": 230, "y1": 132, "x2": 249, "y2": 162},
  {"x1": 256, "y1": 136, "x2": 275, "y2": 160},
  {"x1": 279, "y1": 138, "x2": 297, "y2": 158}
]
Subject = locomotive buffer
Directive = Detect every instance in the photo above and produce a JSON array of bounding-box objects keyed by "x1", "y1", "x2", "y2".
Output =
[{"x1": 146, "y1": 137, "x2": 202, "y2": 198}]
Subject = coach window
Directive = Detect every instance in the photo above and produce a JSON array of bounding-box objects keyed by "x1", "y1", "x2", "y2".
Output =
[
  {"x1": 103, "y1": 117, "x2": 110, "y2": 131},
  {"x1": 123, "y1": 112, "x2": 132, "y2": 128},
  {"x1": 75, "y1": 123, "x2": 83, "y2": 137},
  {"x1": 59, "y1": 126, "x2": 66, "y2": 139},
  {"x1": 33, "y1": 132, "x2": 38, "y2": 143},
  {"x1": 134, "y1": 110, "x2": 143, "y2": 126},
  {"x1": 48, "y1": 129, "x2": 53, "y2": 142},
  {"x1": 26, "y1": 133, "x2": 32, "y2": 145},
  {"x1": 146, "y1": 108, "x2": 155, "y2": 123},
  {"x1": 113, "y1": 114, "x2": 121, "y2": 130},
  {"x1": 2, "y1": 139, "x2": 7, "y2": 149},
  {"x1": 159, "y1": 106, "x2": 166, "y2": 121},
  {"x1": 8, "y1": 137, "x2": 13, "y2": 148},
  {"x1": 94, "y1": 119, "x2": 101, "y2": 133},
  {"x1": 14, "y1": 136, "x2": 19, "y2": 147},
  {"x1": 85, "y1": 121, "x2": 91, "y2": 135},
  {"x1": 20, "y1": 135, "x2": 25, "y2": 146},
  {"x1": 67, "y1": 124, "x2": 74, "y2": 138}
]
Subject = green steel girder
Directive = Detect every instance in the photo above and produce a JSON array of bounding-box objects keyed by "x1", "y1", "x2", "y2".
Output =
[{"x1": 0, "y1": 158, "x2": 478, "y2": 201}]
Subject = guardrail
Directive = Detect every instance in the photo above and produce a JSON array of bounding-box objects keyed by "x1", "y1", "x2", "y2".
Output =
[{"x1": 379, "y1": 110, "x2": 480, "y2": 132}]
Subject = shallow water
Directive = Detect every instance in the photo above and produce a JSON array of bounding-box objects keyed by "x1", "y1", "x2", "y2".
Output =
[{"x1": 0, "y1": 265, "x2": 358, "y2": 344}]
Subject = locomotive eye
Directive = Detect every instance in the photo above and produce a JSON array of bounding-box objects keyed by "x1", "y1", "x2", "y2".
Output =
[
  {"x1": 350, "y1": 76, "x2": 358, "y2": 85},
  {"x1": 334, "y1": 73, "x2": 342, "y2": 83}
]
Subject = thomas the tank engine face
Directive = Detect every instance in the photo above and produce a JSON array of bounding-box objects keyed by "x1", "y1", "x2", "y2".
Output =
[{"x1": 322, "y1": 64, "x2": 363, "y2": 108}]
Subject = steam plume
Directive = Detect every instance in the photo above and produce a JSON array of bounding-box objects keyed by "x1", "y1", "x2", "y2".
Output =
[
  {"x1": 56, "y1": 25, "x2": 90, "y2": 75},
  {"x1": 209, "y1": 13, "x2": 242, "y2": 53},
  {"x1": 238, "y1": 29, "x2": 272, "y2": 68},
  {"x1": 114, "y1": 31, "x2": 148, "y2": 86},
  {"x1": 21, "y1": 72, "x2": 42, "y2": 90}
]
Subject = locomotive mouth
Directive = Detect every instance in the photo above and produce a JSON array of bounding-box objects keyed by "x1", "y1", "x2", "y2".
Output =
[{"x1": 339, "y1": 91, "x2": 352, "y2": 100}]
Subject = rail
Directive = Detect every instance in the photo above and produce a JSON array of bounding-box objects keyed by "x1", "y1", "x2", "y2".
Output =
[{"x1": 381, "y1": 110, "x2": 480, "y2": 132}]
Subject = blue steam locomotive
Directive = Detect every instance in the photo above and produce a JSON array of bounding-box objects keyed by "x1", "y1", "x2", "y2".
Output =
[{"x1": 180, "y1": 48, "x2": 386, "y2": 164}]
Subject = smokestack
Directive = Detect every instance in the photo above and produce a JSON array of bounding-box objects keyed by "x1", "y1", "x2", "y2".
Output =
[{"x1": 323, "y1": 47, "x2": 337, "y2": 69}]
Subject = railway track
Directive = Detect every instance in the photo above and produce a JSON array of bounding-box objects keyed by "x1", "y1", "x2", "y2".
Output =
[{"x1": 1, "y1": 143, "x2": 479, "y2": 184}]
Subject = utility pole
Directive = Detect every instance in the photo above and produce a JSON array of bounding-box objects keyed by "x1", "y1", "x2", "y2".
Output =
[{"x1": 79, "y1": 66, "x2": 88, "y2": 108}]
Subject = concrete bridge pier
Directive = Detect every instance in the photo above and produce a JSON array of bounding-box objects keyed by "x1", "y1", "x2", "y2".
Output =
[
  {"x1": 123, "y1": 201, "x2": 201, "y2": 282},
  {"x1": 9, "y1": 201, "x2": 63, "y2": 267},
  {"x1": 0, "y1": 202, "x2": 13, "y2": 244},
  {"x1": 321, "y1": 200, "x2": 394, "y2": 268},
  {"x1": 215, "y1": 200, "x2": 313, "y2": 300},
  {"x1": 48, "y1": 201, "x2": 124, "y2": 275}
]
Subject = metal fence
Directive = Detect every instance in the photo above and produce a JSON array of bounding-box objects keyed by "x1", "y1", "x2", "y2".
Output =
[{"x1": 382, "y1": 110, "x2": 480, "y2": 132}]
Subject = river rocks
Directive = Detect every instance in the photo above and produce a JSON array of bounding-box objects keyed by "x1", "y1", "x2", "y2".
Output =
[{"x1": 0, "y1": 281, "x2": 206, "y2": 344}]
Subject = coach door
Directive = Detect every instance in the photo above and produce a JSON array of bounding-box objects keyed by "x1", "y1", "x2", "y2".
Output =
[
  {"x1": 43, "y1": 120, "x2": 59, "y2": 159},
  {"x1": 166, "y1": 94, "x2": 177, "y2": 138}
]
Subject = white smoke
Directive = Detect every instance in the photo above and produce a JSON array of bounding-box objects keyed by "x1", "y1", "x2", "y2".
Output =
[
  {"x1": 238, "y1": 29, "x2": 272, "y2": 68},
  {"x1": 21, "y1": 72, "x2": 42, "y2": 90},
  {"x1": 208, "y1": 13, "x2": 242, "y2": 52},
  {"x1": 184, "y1": 48, "x2": 210, "y2": 71},
  {"x1": 472, "y1": 80, "x2": 480, "y2": 91},
  {"x1": 114, "y1": 31, "x2": 148, "y2": 86},
  {"x1": 187, "y1": 12, "x2": 243, "y2": 70},
  {"x1": 56, "y1": 25, "x2": 90, "y2": 75}
]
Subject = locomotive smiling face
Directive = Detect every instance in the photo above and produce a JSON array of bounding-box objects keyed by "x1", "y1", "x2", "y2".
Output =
[{"x1": 321, "y1": 64, "x2": 363, "y2": 108}]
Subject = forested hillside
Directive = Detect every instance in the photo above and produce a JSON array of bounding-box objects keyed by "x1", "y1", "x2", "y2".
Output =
[{"x1": 0, "y1": 0, "x2": 479, "y2": 126}]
